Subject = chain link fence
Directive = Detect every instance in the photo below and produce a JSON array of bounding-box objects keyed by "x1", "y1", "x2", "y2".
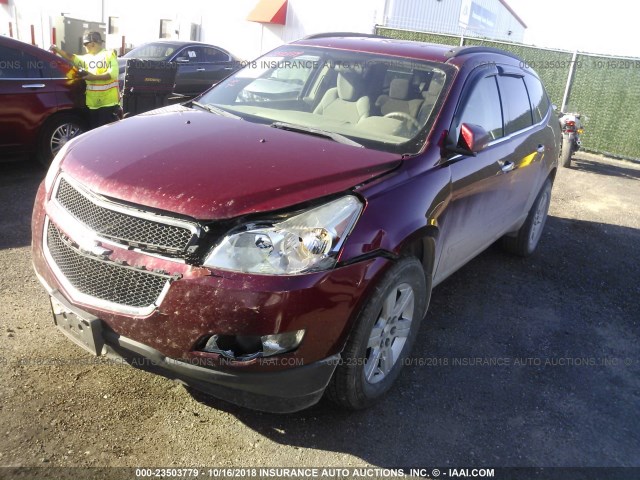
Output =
[{"x1": 377, "y1": 26, "x2": 640, "y2": 161}]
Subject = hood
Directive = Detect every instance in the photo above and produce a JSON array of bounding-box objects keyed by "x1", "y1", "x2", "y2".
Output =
[{"x1": 60, "y1": 105, "x2": 401, "y2": 220}]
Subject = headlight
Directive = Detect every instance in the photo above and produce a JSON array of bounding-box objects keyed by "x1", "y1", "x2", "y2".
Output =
[
  {"x1": 44, "y1": 140, "x2": 73, "y2": 193},
  {"x1": 203, "y1": 195, "x2": 363, "y2": 275}
]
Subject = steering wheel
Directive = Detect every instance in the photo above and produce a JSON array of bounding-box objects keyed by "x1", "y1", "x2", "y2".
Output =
[{"x1": 383, "y1": 111, "x2": 421, "y2": 131}]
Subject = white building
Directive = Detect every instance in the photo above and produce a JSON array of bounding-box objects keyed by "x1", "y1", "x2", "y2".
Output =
[
  {"x1": 1, "y1": 0, "x2": 525, "y2": 60},
  {"x1": 384, "y1": 0, "x2": 526, "y2": 43}
]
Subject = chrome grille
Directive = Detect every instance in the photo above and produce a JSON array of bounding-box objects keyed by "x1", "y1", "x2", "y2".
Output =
[
  {"x1": 55, "y1": 177, "x2": 196, "y2": 255},
  {"x1": 46, "y1": 221, "x2": 172, "y2": 310}
]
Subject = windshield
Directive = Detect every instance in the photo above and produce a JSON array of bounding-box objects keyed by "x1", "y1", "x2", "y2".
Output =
[
  {"x1": 123, "y1": 43, "x2": 179, "y2": 60},
  {"x1": 197, "y1": 46, "x2": 455, "y2": 154}
]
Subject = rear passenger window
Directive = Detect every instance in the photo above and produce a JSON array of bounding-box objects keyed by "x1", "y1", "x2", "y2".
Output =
[
  {"x1": 524, "y1": 75, "x2": 550, "y2": 124},
  {"x1": 0, "y1": 46, "x2": 28, "y2": 78},
  {"x1": 498, "y1": 76, "x2": 533, "y2": 135},
  {"x1": 459, "y1": 75, "x2": 503, "y2": 140},
  {"x1": 204, "y1": 47, "x2": 229, "y2": 62}
]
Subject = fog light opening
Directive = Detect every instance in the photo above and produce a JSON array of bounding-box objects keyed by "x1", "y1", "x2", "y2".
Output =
[
  {"x1": 261, "y1": 330, "x2": 305, "y2": 357},
  {"x1": 200, "y1": 330, "x2": 305, "y2": 360}
]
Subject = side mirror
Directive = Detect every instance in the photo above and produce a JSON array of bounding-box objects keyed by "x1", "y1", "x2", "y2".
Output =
[
  {"x1": 444, "y1": 123, "x2": 491, "y2": 157},
  {"x1": 458, "y1": 123, "x2": 491, "y2": 153}
]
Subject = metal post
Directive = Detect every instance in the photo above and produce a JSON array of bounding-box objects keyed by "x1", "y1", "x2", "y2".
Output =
[
  {"x1": 8, "y1": 22, "x2": 12, "y2": 38},
  {"x1": 30, "y1": 24, "x2": 35, "y2": 45},
  {"x1": 52, "y1": 27, "x2": 56, "y2": 46},
  {"x1": 561, "y1": 50, "x2": 578, "y2": 112}
]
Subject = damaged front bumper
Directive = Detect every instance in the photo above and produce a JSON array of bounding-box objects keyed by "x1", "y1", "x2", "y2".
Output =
[{"x1": 47, "y1": 287, "x2": 340, "y2": 413}]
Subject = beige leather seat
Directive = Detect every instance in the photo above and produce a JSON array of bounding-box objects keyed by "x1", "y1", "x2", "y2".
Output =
[
  {"x1": 313, "y1": 70, "x2": 370, "y2": 123},
  {"x1": 417, "y1": 73, "x2": 445, "y2": 123},
  {"x1": 375, "y1": 78, "x2": 423, "y2": 118},
  {"x1": 421, "y1": 73, "x2": 444, "y2": 106}
]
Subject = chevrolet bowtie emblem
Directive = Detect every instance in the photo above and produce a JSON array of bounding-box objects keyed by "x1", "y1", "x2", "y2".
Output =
[
  {"x1": 88, "y1": 243, "x2": 113, "y2": 256},
  {"x1": 76, "y1": 237, "x2": 113, "y2": 257}
]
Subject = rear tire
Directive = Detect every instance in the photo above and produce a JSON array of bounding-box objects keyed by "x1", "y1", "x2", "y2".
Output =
[
  {"x1": 326, "y1": 257, "x2": 428, "y2": 410},
  {"x1": 37, "y1": 113, "x2": 86, "y2": 167},
  {"x1": 560, "y1": 135, "x2": 573, "y2": 167},
  {"x1": 501, "y1": 178, "x2": 552, "y2": 257}
]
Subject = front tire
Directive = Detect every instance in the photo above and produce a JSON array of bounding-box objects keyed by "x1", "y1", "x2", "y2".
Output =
[
  {"x1": 37, "y1": 113, "x2": 86, "y2": 167},
  {"x1": 327, "y1": 257, "x2": 428, "y2": 410},
  {"x1": 501, "y1": 178, "x2": 552, "y2": 257}
]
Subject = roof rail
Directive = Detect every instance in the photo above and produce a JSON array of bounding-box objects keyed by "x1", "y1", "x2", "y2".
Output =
[
  {"x1": 302, "y1": 32, "x2": 385, "y2": 40},
  {"x1": 445, "y1": 46, "x2": 523, "y2": 62}
]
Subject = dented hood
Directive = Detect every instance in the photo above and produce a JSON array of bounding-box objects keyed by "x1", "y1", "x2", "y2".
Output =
[{"x1": 59, "y1": 106, "x2": 401, "y2": 220}]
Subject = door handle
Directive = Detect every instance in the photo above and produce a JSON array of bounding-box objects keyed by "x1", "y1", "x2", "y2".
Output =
[
  {"x1": 501, "y1": 161, "x2": 515, "y2": 173},
  {"x1": 537, "y1": 144, "x2": 545, "y2": 153},
  {"x1": 196, "y1": 68, "x2": 205, "y2": 72},
  {"x1": 22, "y1": 84, "x2": 46, "y2": 89}
]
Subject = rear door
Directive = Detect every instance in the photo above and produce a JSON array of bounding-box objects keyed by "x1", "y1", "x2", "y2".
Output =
[
  {"x1": 173, "y1": 46, "x2": 235, "y2": 95},
  {"x1": 199, "y1": 47, "x2": 236, "y2": 88},
  {"x1": 0, "y1": 44, "x2": 59, "y2": 155},
  {"x1": 495, "y1": 68, "x2": 547, "y2": 220}
]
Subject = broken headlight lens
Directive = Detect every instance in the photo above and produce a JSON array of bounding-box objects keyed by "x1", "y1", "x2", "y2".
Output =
[{"x1": 203, "y1": 196, "x2": 363, "y2": 275}]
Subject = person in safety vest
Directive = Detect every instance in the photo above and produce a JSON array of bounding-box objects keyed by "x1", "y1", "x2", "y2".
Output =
[{"x1": 50, "y1": 31, "x2": 120, "y2": 129}]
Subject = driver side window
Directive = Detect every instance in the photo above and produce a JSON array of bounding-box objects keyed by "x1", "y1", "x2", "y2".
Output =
[{"x1": 458, "y1": 76, "x2": 504, "y2": 140}]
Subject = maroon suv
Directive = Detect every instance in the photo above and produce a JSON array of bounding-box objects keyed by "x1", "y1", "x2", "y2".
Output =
[
  {"x1": 0, "y1": 35, "x2": 86, "y2": 164},
  {"x1": 32, "y1": 34, "x2": 560, "y2": 412}
]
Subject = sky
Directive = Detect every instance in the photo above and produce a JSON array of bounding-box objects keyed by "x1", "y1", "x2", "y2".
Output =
[{"x1": 506, "y1": 0, "x2": 637, "y2": 57}]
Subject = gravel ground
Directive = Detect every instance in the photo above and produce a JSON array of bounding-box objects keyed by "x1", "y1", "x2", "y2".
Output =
[{"x1": 0, "y1": 152, "x2": 638, "y2": 478}]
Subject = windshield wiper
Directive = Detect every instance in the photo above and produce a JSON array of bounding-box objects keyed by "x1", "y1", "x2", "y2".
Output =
[
  {"x1": 270, "y1": 122, "x2": 363, "y2": 148},
  {"x1": 191, "y1": 101, "x2": 241, "y2": 120}
]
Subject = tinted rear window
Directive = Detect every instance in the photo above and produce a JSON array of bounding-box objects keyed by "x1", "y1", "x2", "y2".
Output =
[
  {"x1": 498, "y1": 76, "x2": 533, "y2": 135},
  {"x1": 524, "y1": 75, "x2": 550, "y2": 124}
]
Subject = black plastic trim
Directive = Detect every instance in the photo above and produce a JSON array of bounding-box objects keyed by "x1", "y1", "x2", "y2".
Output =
[{"x1": 102, "y1": 330, "x2": 339, "y2": 413}]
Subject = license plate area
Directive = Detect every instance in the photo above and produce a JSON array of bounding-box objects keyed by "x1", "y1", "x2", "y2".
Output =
[{"x1": 51, "y1": 296, "x2": 106, "y2": 356}]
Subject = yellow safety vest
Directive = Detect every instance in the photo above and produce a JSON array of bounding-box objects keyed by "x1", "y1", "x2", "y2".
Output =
[{"x1": 73, "y1": 49, "x2": 119, "y2": 109}]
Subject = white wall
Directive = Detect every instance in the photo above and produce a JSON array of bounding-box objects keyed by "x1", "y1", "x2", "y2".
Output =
[
  {"x1": 5, "y1": 0, "x2": 386, "y2": 60},
  {"x1": 199, "y1": 0, "x2": 385, "y2": 61},
  {"x1": 198, "y1": 0, "x2": 265, "y2": 61},
  {"x1": 5, "y1": 0, "x2": 205, "y2": 52},
  {"x1": 1, "y1": 3, "x2": 13, "y2": 37},
  {"x1": 282, "y1": 0, "x2": 384, "y2": 43},
  {"x1": 104, "y1": 0, "x2": 204, "y2": 52}
]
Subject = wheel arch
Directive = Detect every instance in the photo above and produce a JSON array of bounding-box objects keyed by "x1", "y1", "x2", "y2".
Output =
[{"x1": 37, "y1": 109, "x2": 88, "y2": 165}]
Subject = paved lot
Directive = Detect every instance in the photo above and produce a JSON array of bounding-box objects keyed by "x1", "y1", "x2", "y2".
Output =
[{"x1": 0, "y1": 152, "x2": 638, "y2": 475}]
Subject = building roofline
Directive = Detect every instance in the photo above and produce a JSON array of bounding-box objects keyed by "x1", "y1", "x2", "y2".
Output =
[{"x1": 498, "y1": 0, "x2": 527, "y2": 28}]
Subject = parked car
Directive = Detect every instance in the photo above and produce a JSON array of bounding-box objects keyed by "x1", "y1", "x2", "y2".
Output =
[
  {"x1": 0, "y1": 35, "x2": 86, "y2": 164},
  {"x1": 118, "y1": 40, "x2": 241, "y2": 96},
  {"x1": 32, "y1": 34, "x2": 560, "y2": 413}
]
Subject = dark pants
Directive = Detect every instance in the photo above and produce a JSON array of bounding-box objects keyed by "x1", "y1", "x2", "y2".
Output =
[{"x1": 88, "y1": 105, "x2": 121, "y2": 130}]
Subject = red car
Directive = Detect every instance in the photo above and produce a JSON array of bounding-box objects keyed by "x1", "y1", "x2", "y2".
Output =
[
  {"x1": 32, "y1": 34, "x2": 560, "y2": 412},
  {"x1": 0, "y1": 35, "x2": 86, "y2": 164}
]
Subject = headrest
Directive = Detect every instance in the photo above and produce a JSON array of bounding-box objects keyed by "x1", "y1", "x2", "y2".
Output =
[
  {"x1": 431, "y1": 73, "x2": 444, "y2": 86},
  {"x1": 337, "y1": 72, "x2": 361, "y2": 101},
  {"x1": 389, "y1": 78, "x2": 410, "y2": 100}
]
